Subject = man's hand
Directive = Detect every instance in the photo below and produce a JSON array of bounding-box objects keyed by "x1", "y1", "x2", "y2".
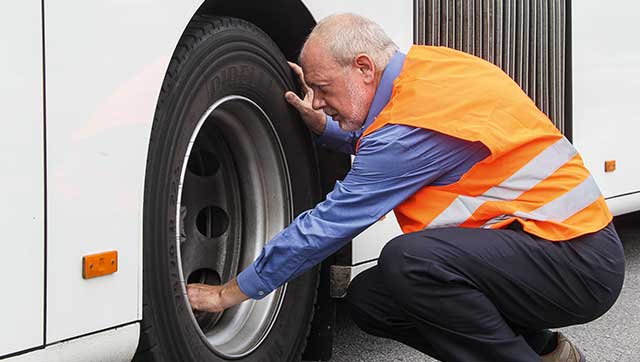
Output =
[
  {"x1": 285, "y1": 61, "x2": 327, "y2": 135},
  {"x1": 187, "y1": 278, "x2": 249, "y2": 313}
]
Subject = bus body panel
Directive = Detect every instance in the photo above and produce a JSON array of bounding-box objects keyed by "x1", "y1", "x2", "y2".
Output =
[
  {"x1": 3, "y1": 324, "x2": 138, "y2": 362},
  {"x1": 0, "y1": 0, "x2": 45, "y2": 356},
  {"x1": 43, "y1": 0, "x2": 201, "y2": 344},
  {"x1": 607, "y1": 193, "x2": 640, "y2": 217},
  {"x1": 572, "y1": 0, "x2": 640, "y2": 204},
  {"x1": 352, "y1": 212, "x2": 403, "y2": 266}
]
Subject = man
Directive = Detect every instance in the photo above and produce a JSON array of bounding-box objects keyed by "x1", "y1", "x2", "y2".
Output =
[{"x1": 187, "y1": 13, "x2": 625, "y2": 362}]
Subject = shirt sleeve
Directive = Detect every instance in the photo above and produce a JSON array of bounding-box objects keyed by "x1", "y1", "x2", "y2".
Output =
[
  {"x1": 236, "y1": 125, "x2": 489, "y2": 299},
  {"x1": 313, "y1": 115, "x2": 358, "y2": 154}
]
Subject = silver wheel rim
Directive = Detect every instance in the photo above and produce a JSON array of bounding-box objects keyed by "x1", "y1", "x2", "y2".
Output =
[{"x1": 176, "y1": 95, "x2": 292, "y2": 358}]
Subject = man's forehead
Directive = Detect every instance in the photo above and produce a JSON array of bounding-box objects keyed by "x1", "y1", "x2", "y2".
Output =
[
  {"x1": 302, "y1": 65, "x2": 330, "y2": 86},
  {"x1": 301, "y1": 50, "x2": 328, "y2": 71},
  {"x1": 301, "y1": 47, "x2": 342, "y2": 85}
]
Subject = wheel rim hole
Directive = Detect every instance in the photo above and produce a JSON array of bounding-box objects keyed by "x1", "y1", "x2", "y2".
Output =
[
  {"x1": 187, "y1": 268, "x2": 221, "y2": 286},
  {"x1": 188, "y1": 148, "x2": 220, "y2": 177},
  {"x1": 196, "y1": 206, "x2": 229, "y2": 238}
]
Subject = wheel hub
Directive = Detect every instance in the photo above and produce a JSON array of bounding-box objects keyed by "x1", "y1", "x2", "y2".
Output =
[{"x1": 176, "y1": 96, "x2": 292, "y2": 358}]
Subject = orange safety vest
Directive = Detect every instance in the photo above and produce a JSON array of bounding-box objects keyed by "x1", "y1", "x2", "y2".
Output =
[{"x1": 357, "y1": 45, "x2": 611, "y2": 241}]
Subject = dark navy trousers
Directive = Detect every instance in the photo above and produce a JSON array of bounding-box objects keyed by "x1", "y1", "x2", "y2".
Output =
[{"x1": 347, "y1": 223, "x2": 625, "y2": 362}]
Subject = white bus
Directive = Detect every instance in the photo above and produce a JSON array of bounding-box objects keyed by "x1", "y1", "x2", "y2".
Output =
[{"x1": 2, "y1": 0, "x2": 638, "y2": 361}]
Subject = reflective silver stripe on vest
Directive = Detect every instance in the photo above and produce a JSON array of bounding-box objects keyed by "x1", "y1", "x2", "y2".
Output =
[
  {"x1": 513, "y1": 175, "x2": 602, "y2": 222},
  {"x1": 427, "y1": 195, "x2": 484, "y2": 228},
  {"x1": 428, "y1": 137, "x2": 577, "y2": 228},
  {"x1": 482, "y1": 137, "x2": 576, "y2": 200}
]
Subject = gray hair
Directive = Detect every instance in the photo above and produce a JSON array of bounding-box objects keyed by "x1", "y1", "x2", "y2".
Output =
[{"x1": 302, "y1": 13, "x2": 399, "y2": 72}]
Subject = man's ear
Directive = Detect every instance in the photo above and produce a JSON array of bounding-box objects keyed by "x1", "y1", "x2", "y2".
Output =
[{"x1": 354, "y1": 54, "x2": 376, "y2": 83}]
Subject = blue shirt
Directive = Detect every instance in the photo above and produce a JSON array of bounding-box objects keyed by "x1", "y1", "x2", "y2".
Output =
[{"x1": 236, "y1": 52, "x2": 490, "y2": 299}]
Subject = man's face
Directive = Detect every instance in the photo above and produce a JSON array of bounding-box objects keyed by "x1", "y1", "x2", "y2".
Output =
[{"x1": 301, "y1": 43, "x2": 377, "y2": 131}]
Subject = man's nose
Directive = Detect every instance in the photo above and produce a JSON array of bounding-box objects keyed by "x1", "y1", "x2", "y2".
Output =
[{"x1": 312, "y1": 95, "x2": 326, "y2": 110}]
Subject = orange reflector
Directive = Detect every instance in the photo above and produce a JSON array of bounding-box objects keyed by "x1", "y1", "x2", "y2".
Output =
[
  {"x1": 604, "y1": 160, "x2": 616, "y2": 173},
  {"x1": 83, "y1": 251, "x2": 118, "y2": 279}
]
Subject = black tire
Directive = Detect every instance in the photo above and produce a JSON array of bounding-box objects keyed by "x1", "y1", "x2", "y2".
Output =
[{"x1": 135, "y1": 15, "x2": 321, "y2": 362}]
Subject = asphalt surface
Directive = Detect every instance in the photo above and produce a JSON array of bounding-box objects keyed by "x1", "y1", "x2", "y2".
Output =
[{"x1": 329, "y1": 213, "x2": 640, "y2": 362}]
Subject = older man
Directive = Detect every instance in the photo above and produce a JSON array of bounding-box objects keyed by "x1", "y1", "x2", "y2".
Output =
[{"x1": 188, "y1": 13, "x2": 624, "y2": 362}]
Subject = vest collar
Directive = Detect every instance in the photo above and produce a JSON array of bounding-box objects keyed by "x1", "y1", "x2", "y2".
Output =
[{"x1": 359, "y1": 51, "x2": 406, "y2": 133}]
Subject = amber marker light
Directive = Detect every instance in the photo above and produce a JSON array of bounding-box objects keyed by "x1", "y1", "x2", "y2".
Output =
[
  {"x1": 604, "y1": 160, "x2": 616, "y2": 173},
  {"x1": 82, "y1": 250, "x2": 118, "y2": 279}
]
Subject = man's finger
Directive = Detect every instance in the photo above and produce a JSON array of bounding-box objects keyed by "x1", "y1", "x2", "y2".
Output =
[
  {"x1": 187, "y1": 284, "x2": 214, "y2": 312},
  {"x1": 285, "y1": 91, "x2": 305, "y2": 110},
  {"x1": 288, "y1": 61, "x2": 310, "y2": 91},
  {"x1": 186, "y1": 285, "x2": 200, "y2": 309},
  {"x1": 285, "y1": 91, "x2": 313, "y2": 115},
  {"x1": 187, "y1": 284, "x2": 209, "y2": 306},
  {"x1": 287, "y1": 61, "x2": 302, "y2": 74}
]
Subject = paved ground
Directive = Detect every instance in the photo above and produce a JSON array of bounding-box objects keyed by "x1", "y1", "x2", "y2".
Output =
[{"x1": 330, "y1": 213, "x2": 640, "y2": 362}]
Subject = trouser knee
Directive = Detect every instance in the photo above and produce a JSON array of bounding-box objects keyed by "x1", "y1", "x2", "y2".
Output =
[
  {"x1": 378, "y1": 234, "x2": 432, "y2": 302},
  {"x1": 378, "y1": 232, "x2": 469, "y2": 310},
  {"x1": 378, "y1": 235, "x2": 409, "y2": 280}
]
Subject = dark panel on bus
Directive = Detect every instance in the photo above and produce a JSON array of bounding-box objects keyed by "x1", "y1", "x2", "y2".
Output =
[{"x1": 414, "y1": 0, "x2": 569, "y2": 135}]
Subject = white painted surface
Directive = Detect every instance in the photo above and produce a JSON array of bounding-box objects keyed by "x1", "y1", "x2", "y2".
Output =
[
  {"x1": 352, "y1": 213, "x2": 403, "y2": 264},
  {"x1": 572, "y1": 0, "x2": 640, "y2": 198},
  {"x1": 350, "y1": 260, "x2": 378, "y2": 282},
  {"x1": 607, "y1": 193, "x2": 640, "y2": 217},
  {"x1": 4, "y1": 323, "x2": 139, "y2": 362},
  {"x1": 44, "y1": 0, "x2": 200, "y2": 343},
  {"x1": 0, "y1": 0, "x2": 45, "y2": 356}
]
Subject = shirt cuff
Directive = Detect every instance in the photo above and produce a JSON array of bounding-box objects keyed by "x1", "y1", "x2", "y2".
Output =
[{"x1": 236, "y1": 263, "x2": 272, "y2": 300}]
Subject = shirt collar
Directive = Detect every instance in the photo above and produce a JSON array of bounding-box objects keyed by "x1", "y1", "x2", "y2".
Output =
[{"x1": 359, "y1": 51, "x2": 406, "y2": 133}]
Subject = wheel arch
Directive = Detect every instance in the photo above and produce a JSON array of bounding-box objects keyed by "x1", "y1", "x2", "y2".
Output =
[{"x1": 195, "y1": 0, "x2": 316, "y2": 61}]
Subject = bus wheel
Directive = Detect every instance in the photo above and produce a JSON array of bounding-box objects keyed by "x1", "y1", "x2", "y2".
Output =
[{"x1": 135, "y1": 15, "x2": 320, "y2": 362}]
